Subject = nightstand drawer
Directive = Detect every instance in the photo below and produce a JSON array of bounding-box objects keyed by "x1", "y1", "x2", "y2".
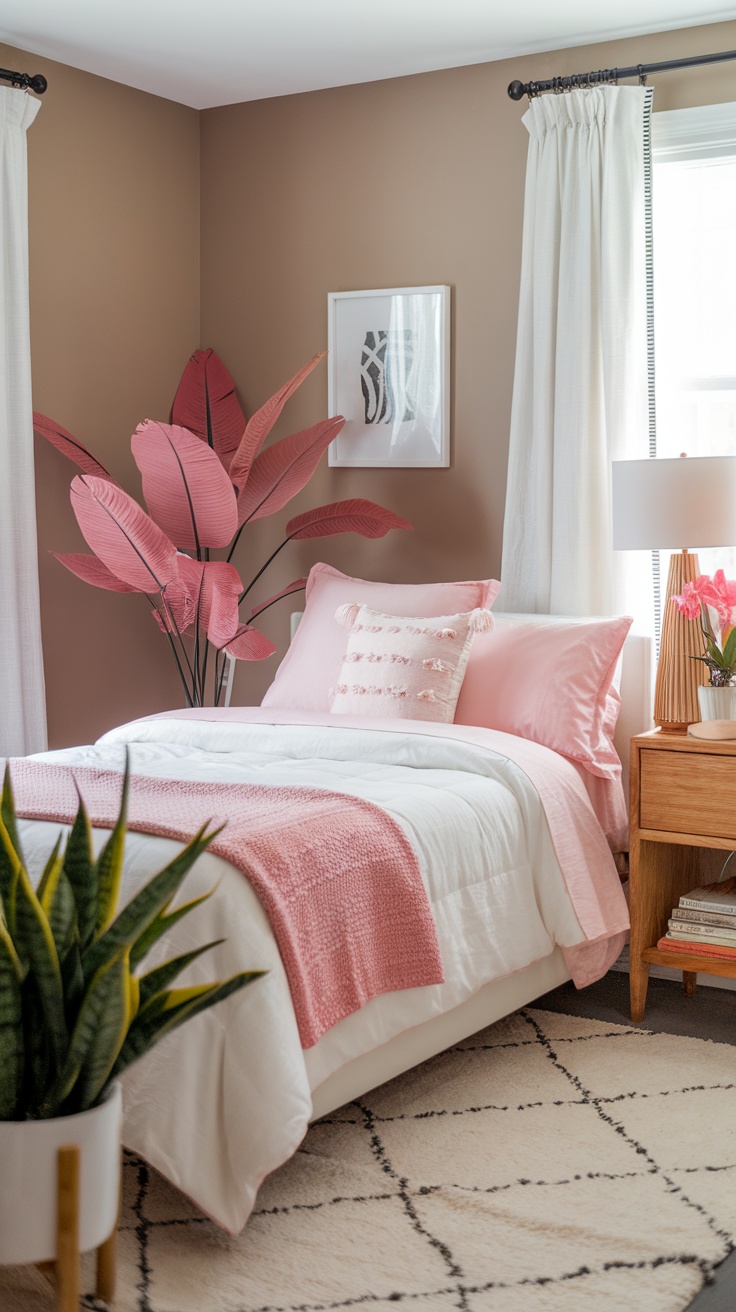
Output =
[{"x1": 640, "y1": 749, "x2": 736, "y2": 839}]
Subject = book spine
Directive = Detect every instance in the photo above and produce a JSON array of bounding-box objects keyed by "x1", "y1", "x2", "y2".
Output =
[
  {"x1": 671, "y1": 907, "x2": 736, "y2": 928},
  {"x1": 678, "y1": 896, "x2": 736, "y2": 915},
  {"x1": 668, "y1": 930, "x2": 736, "y2": 949},
  {"x1": 657, "y1": 935, "x2": 736, "y2": 960},
  {"x1": 668, "y1": 919, "x2": 736, "y2": 943}
]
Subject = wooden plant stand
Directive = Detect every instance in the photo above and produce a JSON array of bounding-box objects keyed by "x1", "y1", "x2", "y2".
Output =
[{"x1": 36, "y1": 1145, "x2": 119, "y2": 1311}]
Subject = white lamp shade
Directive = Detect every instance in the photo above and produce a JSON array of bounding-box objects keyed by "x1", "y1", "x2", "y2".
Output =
[{"x1": 612, "y1": 456, "x2": 736, "y2": 550}]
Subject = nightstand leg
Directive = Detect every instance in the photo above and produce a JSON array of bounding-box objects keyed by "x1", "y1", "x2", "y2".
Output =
[
  {"x1": 682, "y1": 970, "x2": 697, "y2": 997},
  {"x1": 630, "y1": 956, "x2": 650, "y2": 1023},
  {"x1": 628, "y1": 829, "x2": 701, "y2": 1023}
]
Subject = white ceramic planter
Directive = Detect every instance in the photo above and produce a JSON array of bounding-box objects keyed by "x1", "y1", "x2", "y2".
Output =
[
  {"x1": 697, "y1": 684, "x2": 736, "y2": 722},
  {"x1": 0, "y1": 1082, "x2": 122, "y2": 1266}
]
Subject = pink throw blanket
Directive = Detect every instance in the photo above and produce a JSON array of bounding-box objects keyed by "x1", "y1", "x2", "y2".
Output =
[
  {"x1": 7, "y1": 760, "x2": 444, "y2": 1048},
  {"x1": 140, "y1": 709, "x2": 631, "y2": 986}
]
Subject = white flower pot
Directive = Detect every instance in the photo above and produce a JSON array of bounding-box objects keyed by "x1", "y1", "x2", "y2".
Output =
[
  {"x1": 698, "y1": 684, "x2": 736, "y2": 722},
  {"x1": 0, "y1": 1082, "x2": 122, "y2": 1266}
]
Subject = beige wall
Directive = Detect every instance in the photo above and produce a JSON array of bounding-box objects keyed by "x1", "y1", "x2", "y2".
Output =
[
  {"x1": 11, "y1": 19, "x2": 736, "y2": 739},
  {"x1": 0, "y1": 44, "x2": 200, "y2": 747},
  {"x1": 200, "y1": 18, "x2": 736, "y2": 706}
]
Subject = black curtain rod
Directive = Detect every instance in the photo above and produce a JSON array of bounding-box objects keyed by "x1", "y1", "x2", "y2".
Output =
[
  {"x1": 0, "y1": 66, "x2": 48, "y2": 94},
  {"x1": 508, "y1": 46, "x2": 736, "y2": 100}
]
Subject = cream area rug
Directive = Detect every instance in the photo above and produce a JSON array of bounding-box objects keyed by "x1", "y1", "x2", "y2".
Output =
[{"x1": 2, "y1": 1007, "x2": 735, "y2": 1312}]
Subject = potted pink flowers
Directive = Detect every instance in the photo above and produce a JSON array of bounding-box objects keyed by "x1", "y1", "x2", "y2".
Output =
[{"x1": 672, "y1": 569, "x2": 736, "y2": 719}]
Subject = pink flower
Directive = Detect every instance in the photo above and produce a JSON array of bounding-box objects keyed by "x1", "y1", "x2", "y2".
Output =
[
  {"x1": 671, "y1": 581, "x2": 702, "y2": 620},
  {"x1": 698, "y1": 569, "x2": 736, "y2": 627}
]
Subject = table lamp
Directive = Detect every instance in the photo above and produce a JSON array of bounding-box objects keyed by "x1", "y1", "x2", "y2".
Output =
[{"x1": 612, "y1": 455, "x2": 736, "y2": 732}]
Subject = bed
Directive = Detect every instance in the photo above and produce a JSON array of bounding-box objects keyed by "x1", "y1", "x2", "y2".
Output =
[{"x1": 14, "y1": 607, "x2": 652, "y2": 1234}]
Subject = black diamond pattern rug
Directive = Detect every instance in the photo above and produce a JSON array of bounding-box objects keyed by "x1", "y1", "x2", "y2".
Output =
[{"x1": 2, "y1": 1007, "x2": 735, "y2": 1311}]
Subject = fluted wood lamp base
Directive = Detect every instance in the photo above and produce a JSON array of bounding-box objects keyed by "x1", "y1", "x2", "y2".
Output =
[{"x1": 654, "y1": 550, "x2": 708, "y2": 732}]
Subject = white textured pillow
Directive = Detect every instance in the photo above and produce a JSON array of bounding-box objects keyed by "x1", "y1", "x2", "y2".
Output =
[{"x1": 330, "y1": 604, "x2": 493, "y2": 723}]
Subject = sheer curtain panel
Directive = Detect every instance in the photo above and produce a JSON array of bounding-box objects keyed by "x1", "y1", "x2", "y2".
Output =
[
  {"x1": 0, "y1": 88, "x2": 47, "y2": 753},
  {"x1": 500, "y1": 87, "x2": 653, "y2": 621}
]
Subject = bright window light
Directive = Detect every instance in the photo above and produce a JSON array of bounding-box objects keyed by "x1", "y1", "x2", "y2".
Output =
[{"x1": 653, "y1": 150, "x2": 736, "y2": 579}]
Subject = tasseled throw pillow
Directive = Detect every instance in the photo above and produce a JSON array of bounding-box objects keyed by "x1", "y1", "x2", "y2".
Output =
[{"x1": 330, "y1": 603, "x2": 493, "y2": 722}]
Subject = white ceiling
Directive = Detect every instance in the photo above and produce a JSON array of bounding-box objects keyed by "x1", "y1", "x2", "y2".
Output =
[{"x1": 2, "y1": 1, "x2": 736, "y2": 110}]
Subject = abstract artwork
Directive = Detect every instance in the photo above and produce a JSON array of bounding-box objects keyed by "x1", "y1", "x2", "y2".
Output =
[
  {"x1": 361, "y1": 329, "x2": 416, "y2": 426},
  {"x1": 328, "y1": 287, "x2": 450, "y2": 467}
]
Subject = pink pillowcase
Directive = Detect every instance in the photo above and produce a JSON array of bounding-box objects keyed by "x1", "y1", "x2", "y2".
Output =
[
  {"x1": 454, "y1": 616, "x2": 632, "y2": 778},
  {"x1": 330, "y1": 604, "x2": 494, "y2": 723},
  {"x1": 262, "y1": 564, "x2": 501, "y2": 713}
]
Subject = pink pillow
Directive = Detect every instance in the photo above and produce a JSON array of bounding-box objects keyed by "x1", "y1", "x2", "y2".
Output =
[
  {"x1": 454, "y1": 615, "x2": 632, "y2": 778},
  {"x1": 330, "y1": 604, "x2": 494, "y2": 723},
  {"x1": 262, "y1": 564, "x2": 501, "y2": 712}
]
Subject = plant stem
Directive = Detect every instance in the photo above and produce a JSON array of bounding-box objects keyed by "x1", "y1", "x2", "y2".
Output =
[
  {"x1": 701, "y1": 602, "x2": 716, "y2": 643},
  {"x1": 193, "y1": 597, "x2": 202, "y2": 706},
  {"x1": 227, "y1": 523, "x2": 245, "y2": 564},
  {"x1": 216, "y1": 651, "x2": 230, "y2": 706},
  {"x1": 201, "y1": 636, "x2": 211, "y2": 703},
  {"x1": 239, "y1": 538, "x2": 291, "y2": 603},
  {"x1": 159, "y1": 595, "x2": 195, "y2": 681},
  {"x1": 160, "y1": 592, "x2": 197, "y2": 696},
  {"x1": 154, "y1": 608, "x2": 194, "y2": 707},
  {"x1": 226, "y1": 492, "x2": 276, "y2": 564},
  {"x1": 247, "y1": 585, "x2": 306, "y2": 624},
  {"x1": 143, "y1": 595, "x2": 193, "y2": 704}
]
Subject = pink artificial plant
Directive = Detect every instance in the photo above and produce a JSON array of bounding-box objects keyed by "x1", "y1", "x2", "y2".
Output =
[{"x1": 36, "y1": 349, "x2": 412, "y2": 706}]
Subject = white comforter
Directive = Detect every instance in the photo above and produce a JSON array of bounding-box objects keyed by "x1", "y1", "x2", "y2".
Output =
[{"x1": 22, "y1": 716, "x2": 591, "y2": 1232}]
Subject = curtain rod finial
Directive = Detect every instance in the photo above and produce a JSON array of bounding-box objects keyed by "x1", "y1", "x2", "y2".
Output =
[
  {"x1": 29, "y1": 74, "x2": 47, "y2": 94},
  {"x1": 508, "y1": 80, "x2": 525, "y2": 100}
]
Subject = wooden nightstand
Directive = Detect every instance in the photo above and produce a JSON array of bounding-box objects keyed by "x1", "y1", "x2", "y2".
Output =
[{"x1": 629, "y1": 729, "x2": 736, "y2": 1021}]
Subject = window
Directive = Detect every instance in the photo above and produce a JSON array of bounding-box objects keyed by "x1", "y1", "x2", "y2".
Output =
[{"x1": 652, "y1": 102, "x2": 736, "y2": 581}]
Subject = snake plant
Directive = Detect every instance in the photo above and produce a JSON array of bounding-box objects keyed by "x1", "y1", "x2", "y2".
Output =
[{"x1": 0, "y1": 760, "x2": 262, "y2": 1121}]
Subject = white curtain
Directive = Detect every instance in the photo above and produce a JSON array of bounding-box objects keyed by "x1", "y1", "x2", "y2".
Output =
[
  {"x1": 500, "y1": 87, "x2": 654, "y2": 621},
  {"x1": 0, "y1": 88, "x2": 47, "y2": 754}
]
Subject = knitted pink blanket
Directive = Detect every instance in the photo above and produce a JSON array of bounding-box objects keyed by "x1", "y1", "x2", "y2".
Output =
[{"x1": 8, "y1": 760, "x2": 443, "y2": 1048}]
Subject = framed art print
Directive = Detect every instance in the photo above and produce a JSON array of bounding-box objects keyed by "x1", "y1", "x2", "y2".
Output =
[{"x1": 327, "y1": 285, "x2": 450, "y2": 467}]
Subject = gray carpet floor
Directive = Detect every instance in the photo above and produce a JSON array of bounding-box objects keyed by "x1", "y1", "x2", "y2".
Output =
[{"x1": 535, "y1": 972, "x2": 735, "y2": 1312}]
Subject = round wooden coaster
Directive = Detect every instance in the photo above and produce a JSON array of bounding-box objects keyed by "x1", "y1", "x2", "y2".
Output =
[{"x1": 688, "y1": 719, "x2": 736, "y2": 740}]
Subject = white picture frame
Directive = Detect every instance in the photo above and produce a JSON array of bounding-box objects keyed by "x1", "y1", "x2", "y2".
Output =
[{"x1": 327, "y1": 285, "x2": 450, "y2": 468}]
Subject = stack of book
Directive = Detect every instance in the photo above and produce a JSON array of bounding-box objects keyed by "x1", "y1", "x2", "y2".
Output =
[{"x1": 657, "y1": 875, "x2": 736, "y2": 961}]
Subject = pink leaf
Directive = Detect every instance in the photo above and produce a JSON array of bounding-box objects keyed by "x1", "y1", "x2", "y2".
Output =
[
  {"x1": 229, "y1": 351, "x2": 326, "y2": 491},
  {"x1": 159, "y1": 554, "x2": 202, "y2": 633},
  {"x1": 162, "y1": 557, "x2": 243, "y2": 647},
  {"x1": 286, "y1": 499, "x2": 414, "y2": 541},
  {"x1": 70, "y1": 475, "x2": 179, "y2": 594},
  {"x1": 236, "y1": 417, "x2": 344, "y2": 527},
  {"x1": 248, "y1": 578, "x2": 307, "y2": 621},
  {"x1": 51, "y1": 551, "x2": 140, "y2": 593},
  {"x1": 170, "y1": 349, "x2": 246, "y2": 474},
  {"x1": 132, "y1": 421, "x2": 238, "y2": 551},
  {"x1": 201, "y1": 561, "x2": 243, "y2": 648},
  {"x1": 225, "y1": 625, "x2": 277, "y2": 661},
  {"x1": 33, "y1": 413, "x2": 120, "y2": 485},
  {"x1": 152, "y1": 608, "x2": 172, "y2": 635}
]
